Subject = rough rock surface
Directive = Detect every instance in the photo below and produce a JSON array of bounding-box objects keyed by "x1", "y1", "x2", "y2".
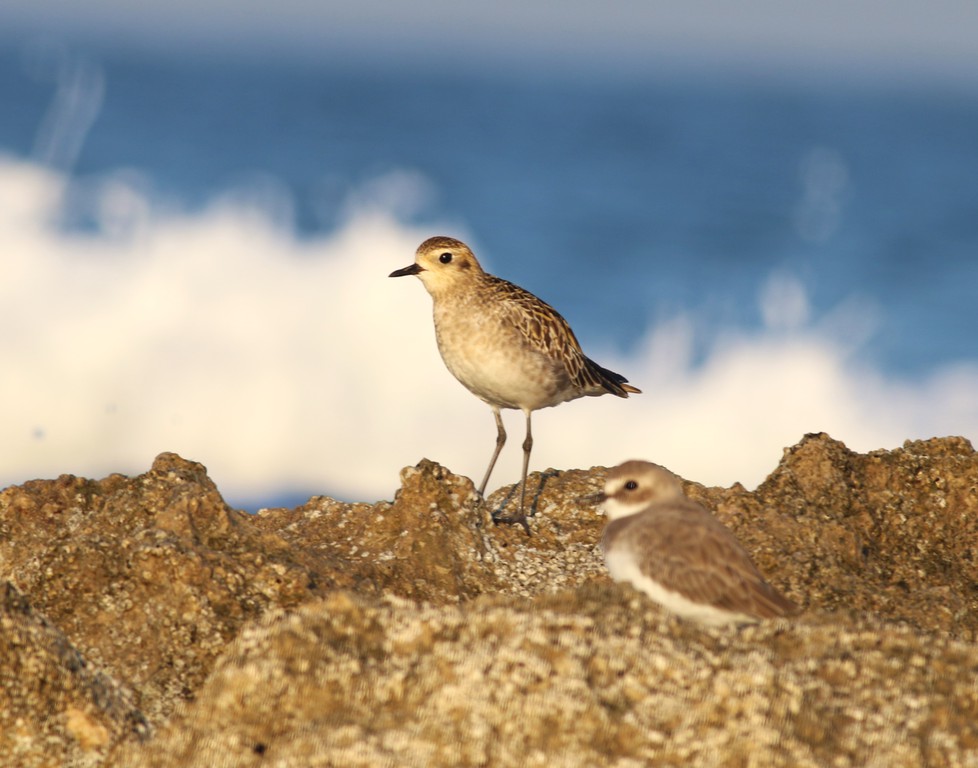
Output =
[{"x1": 1, "y1": 434, "x2": 977, "y2": 767}]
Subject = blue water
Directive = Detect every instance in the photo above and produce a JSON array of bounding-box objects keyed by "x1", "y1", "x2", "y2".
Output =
[{"x1": 3, "y1": 43, "x2": 978, "y2": 376}]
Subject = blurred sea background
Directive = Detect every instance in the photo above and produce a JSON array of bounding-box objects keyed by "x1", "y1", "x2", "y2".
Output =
[{"x1": 2, "y1": 1, "x2": 977, "y2": 510}]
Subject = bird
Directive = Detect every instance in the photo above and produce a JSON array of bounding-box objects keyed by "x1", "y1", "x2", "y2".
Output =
[
  {"x1": 389, "y1": 235, "x2": 640, "y2": 530},
  {"x1": 594, "y1": 460, "x2": 799, "y2": 625}
]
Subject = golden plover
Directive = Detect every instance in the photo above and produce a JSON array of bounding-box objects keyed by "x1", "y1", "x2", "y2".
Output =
[{"x1": 390, "y1": 235, "x2": 640, "y2": 530}]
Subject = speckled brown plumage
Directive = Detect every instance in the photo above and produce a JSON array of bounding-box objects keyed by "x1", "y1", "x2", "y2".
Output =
[
  {"x1": 390, "y1": 236, "x2": 640, "y2": 530},
  {"x1": 482, "y1": 273, "x2": 636, "y2": 399}
]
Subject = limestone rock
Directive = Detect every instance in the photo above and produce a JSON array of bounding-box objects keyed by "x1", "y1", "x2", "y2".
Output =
[
  {"x1": 0, "y1": 434, "x2": 976, "y2": 767},
  {"x1": 113, "y1": 589, "x2": 978, "y2": 768},
  {"x1": 0, "y1": 582, "x2": 148, "y2": 767},
  {"x1": 689, "y1": 433, "x2": 978, "y2": 639},
  {"x1": 252, "y1": 458, "x2": 497, "y2": 602},
  {"x1": 0, "y1": 453, "x2": 325, "y2": 730}
]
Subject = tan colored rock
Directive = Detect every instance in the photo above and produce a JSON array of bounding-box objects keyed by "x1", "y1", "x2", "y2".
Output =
[
  {"x1": 0, "y1": 453, "x2": 326, "y2": 730},
  {"x1": 115, "y1": 588, "x2": 978, "y2": 768},
  {"x1": 689, "y1": 433, "x2": 978, "y2": 639},
  {"x1": 252, "y1": 458, "x2": 497, "y2": 602},
  {"x1": 0, "y1": 433, "x2": 976, "y2": 767},
  {"x1": 0, "y1": 582, "x2": 148, "y2": 767}
]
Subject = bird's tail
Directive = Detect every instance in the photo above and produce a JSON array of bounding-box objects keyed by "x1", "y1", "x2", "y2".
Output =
[{"x1": 585, "y1": 357, "x2": 642, "y2": 398}]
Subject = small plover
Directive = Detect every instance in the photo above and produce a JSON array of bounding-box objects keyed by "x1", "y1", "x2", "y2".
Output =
[
  {"x1": 390, "y1": 235, "x2": 640, "y2": 530},
  {"x1": 594, "y1": 460, "x2": 798, "y2": 625}
]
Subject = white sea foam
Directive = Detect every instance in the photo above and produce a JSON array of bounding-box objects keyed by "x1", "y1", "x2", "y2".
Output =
[{"x1": 2, "y1": 155, "x2": 976, "y2": 507}]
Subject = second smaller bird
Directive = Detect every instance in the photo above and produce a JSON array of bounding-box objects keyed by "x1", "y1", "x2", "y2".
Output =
[
  {"x1": 390, "y1": 236, "x2": 640, "y2": 530},
  {"x1": 595, "y1": 460, "x2": 799, "y2": 625}
]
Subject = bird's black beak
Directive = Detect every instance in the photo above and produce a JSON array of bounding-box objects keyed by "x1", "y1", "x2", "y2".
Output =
[
  {"x1": 389, "y1": 263, "x2": 423, "y2": 278},
  {"x1": 577, "y1": 491, "x2": 607, "y2": 507}
]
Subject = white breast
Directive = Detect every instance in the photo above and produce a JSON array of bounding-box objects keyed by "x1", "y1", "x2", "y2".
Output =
[
  {"x1": 433, "y1": 304, "x2": 572, "y2": 410},
  {"x1": 604, "y1": 548, "x2": 755, "y2": 627}
]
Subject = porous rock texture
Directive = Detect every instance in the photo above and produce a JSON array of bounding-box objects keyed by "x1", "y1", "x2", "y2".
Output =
[{"x1": 1, "y1": 433, "x2": 977, "y2": 767}]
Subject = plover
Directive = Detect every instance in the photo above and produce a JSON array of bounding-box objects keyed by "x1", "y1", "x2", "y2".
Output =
[
  {"x1": 390, "y1": 235, "x2": 640, "y2": 530},
  {"x1": 594, "y1": 460, "x2": 798, "y2": 625}
]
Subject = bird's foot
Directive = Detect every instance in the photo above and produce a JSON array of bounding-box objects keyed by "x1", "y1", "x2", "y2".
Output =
[{"x1": 491, "y1": 509, "x2": 531, "y2": 536}]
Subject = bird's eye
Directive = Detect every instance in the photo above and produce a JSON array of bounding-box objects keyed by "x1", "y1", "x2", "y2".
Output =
[
  {"x1": 624, "y1": 480, "x2": 638, "y2": 491},
  {"x1": 439, "y1": 252, "x2": 453, "y2": 264}
]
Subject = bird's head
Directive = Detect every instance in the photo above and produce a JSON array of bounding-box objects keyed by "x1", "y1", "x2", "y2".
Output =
[
  {"x1": 389, "y1": 236, "x2": 485, "y2": 297},
  {"x1": 594, "y1": 460, "x2": 684, "y2": 520}
]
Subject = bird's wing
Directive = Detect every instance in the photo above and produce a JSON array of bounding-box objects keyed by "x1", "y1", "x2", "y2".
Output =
[
  {"x1": 620, "y1": 503, "x2": 797, "y2": 619},
  {"x1": 488, "y1": 276, "x2": 631, "y2": 394}
]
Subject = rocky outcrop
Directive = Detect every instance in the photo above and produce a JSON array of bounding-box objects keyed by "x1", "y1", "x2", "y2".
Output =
[{"x1": 1, "y1": 434, "x2": 976, "y2": 767}]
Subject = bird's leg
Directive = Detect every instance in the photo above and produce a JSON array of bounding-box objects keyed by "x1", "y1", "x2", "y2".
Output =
[
  {"x1": 478, "y1": 407, "x2": 506, "y2": 496},
  {"x1": 519, "y1": 411, "x2": 532, "y2": 516},
  {"x1": 492, "y1": 410, "x2": 532, "y2": 535}
]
